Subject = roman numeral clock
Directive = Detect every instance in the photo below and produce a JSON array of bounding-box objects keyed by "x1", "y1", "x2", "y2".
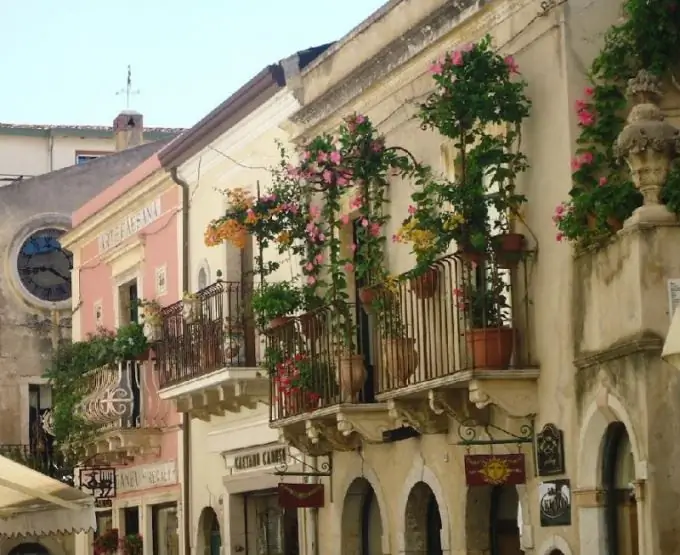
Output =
[{"x1": 16, "y1": 228, "x2": 73, "y2": 303}]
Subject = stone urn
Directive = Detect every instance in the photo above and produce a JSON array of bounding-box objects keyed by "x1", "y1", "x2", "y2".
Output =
[{"x1": 614, "y1": 69, "x2": 680, "y2": 226}]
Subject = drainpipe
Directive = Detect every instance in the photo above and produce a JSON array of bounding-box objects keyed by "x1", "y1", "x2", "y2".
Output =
[{"x1": 170, "y1": 167, "x2": 192, "y2": 555}]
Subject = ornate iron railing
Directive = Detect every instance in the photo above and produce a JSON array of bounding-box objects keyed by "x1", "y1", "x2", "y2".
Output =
[
  {"x1": 0, "y1": 444, "x2": 73, "y2": 484},
  {"x1": 156, "y1": 280, "x2": 258, "y2": 388},
  {"x1": 267, "y1": 303, "x2": 374, "y2": 421},
  {"x1": 268, "y1": 253, "x2": 533, "y2": 422}
]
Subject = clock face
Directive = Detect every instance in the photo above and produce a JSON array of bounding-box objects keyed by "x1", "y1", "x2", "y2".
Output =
[{"x1": 17, "y1": 228, "x2": 73, "y2": 303}]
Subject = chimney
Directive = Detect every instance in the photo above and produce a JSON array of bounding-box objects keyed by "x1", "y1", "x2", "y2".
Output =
[{"x1": 113, "y1": 110, "x2": 144, "y2": 151}]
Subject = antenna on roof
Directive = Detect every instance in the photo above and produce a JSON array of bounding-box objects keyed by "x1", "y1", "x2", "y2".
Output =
[{"x1": 115, "y1": 65, "x2": 140, "y2": 110}]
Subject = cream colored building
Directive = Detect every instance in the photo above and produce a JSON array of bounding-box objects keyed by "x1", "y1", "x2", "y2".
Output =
[
  {"x1": 155, "y1": 45, "x2": 332, "y2": 555},
  {"x1": 0, "y1": 118, "x2": 181, "y2": 184}
]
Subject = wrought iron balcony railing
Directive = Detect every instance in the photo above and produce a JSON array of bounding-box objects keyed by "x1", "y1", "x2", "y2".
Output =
[
  {"x1": 78, "y1": 360, "x2": 166, "y2": 429},
  {"x1": 267, "y1": 303, "x2": 374, "y2": 421},
  {"x1": 157, "y1": 280, "x2": 258, "y2": 388},
  {"x1": 0, "y1": 444, "x2": 73, "y2": 484},
  {"x1": 268, "y1": 254, "x2": 533, "y2": 422}
]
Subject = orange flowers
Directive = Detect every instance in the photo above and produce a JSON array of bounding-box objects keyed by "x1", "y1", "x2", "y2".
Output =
[{"x1": 204, "y1": 218, "x2": 248, "y2": 249}]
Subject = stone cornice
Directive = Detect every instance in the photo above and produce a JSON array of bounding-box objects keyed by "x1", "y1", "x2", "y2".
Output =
[
  {"x1": 291, "y1": 0, "x2": 491, "y2": 135},
  {"x1": 573, "y1": 330, "x2": 663, "y2": 370}
]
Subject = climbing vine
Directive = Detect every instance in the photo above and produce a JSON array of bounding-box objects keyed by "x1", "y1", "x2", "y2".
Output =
[{"x1": 554, "y1": 0, "x2": 680, "y2": 246}]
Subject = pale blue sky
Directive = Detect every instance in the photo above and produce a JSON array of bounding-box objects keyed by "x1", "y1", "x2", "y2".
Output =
[{"x1": 0, "y1": 0, "x2": 386, "y2": 128}]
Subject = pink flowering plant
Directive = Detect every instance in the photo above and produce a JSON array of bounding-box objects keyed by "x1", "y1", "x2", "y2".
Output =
[
  {"x1": 554, "y1": 0, "x2": 680, "y2": 246},
  {"x1": 399, "y1": 34, "x2": 531, "y2": 271}
]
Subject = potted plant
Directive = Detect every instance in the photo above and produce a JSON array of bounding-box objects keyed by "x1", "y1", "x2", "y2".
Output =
[
  {"x1": 93, "y1": 528, "x2": 119, "y2": 555},
  {"x1": 252, "y1": 281, "x2": 303, "y2": 330},
  {"x1": 375, "y1": 291, "x2": 418, "y2": 387},
  {"x1": 119, "y1": 533, "x2": 143, "y2": 555},
  {"x1": 299, "y1": 288, "x2": 326, "y2": 337},
  {"x1": 182, "y1": 291, "x2": 202, "y2": 324},
  {"x1": 272, "y1": 353, "x2": 338, "y2": 415},
  {"x1": 456, "y1": 266, "x2": 514, "y2": 369},
  {"x1": 409, "y1": 266, "x2": 439, "y2": 299},
  {"x1": 140, "y1": 299, "x2": 163, "y2": 342},
  {"x1": 113, "y1": 322, "x2": 149, "y2": 361},
  {"x1": 223, "y1": 320, "x2": 245, "y2": 364}
]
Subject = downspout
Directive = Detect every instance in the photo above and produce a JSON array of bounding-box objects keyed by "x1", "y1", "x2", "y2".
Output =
[{"x1": 170, "y1": 166, "x2": 192, "y2": 555}]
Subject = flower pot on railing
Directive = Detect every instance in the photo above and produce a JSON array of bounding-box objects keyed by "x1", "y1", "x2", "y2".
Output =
[
  {"x1": 268, "y1": 316, "x2": 293, "y2": 331},
  {"x1": 182, "y1": 297, "x2": 202, "y2": 324},
  {"x1": 142, "y1": 320, "x2": 163, "y2": 342},
  {"x1": 491, "y1": 233, "x2": 525, "y2": 269},
  {"x1": 224, "y1": 329, "x2": 245, "y2": 364},
  {"x1": 300, "y1": 312, "x2": 325, "y2": 338},
  {"x1": 410, "y1": 269, "x2": 438, "y2": 299},
  {"x1": 381, "y1": 337, "x2": 418, "y2": 387},
  {"x1": 337, "y1": 352, "x2": 367, "y2": 402},
  {"x1": 358, "y1": 287, "x2": 378, "y2": 313},
  {"x1": 465, "y1": 327, "x2": 515, "y2": 369},
  {"x1": 456, "y1": 244, "x2": 487, "y2": 265}
]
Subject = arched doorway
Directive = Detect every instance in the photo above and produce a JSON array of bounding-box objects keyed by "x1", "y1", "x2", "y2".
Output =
[
  {"x1": 466, "y1": 485, "x2": 521, "y2": 554},
  {"x1": 8, "y1": 545, "x2": 50, "y2": 555},
  {"x1": 342, "y1": 478, "x2": 384, "y2": 555},
  {"x1": 197, "y1": 507, "x2": 221, "y2": 555},
  {"x1": 404, "y1": 481, "x2": 443, "y2": 555},
  {"x1": 602, "y1": 422, "x2": 638, "y2": 555}
]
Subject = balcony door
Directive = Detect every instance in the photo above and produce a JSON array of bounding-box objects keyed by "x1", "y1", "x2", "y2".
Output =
[
  {"x1": 118, "y1": 279, "x2": 141, "y2": 427},
  {"x1": 352, "y1": 220, "x2": 373, "y2": 402}
]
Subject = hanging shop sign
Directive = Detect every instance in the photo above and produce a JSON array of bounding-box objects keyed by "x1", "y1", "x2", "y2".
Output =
[
  {"x1": 278, "y1": 483, "x2": 325, "y2": 509},
  {"x1": 535, "y1": 423, "x2": 566, "y2": 476},
  {"x1": 98, "y1": 197, "x2": 162, "y2": 253},
  {"x1": 539, "y1": 479, "x2": 572, "y2": 527},
  {"x1": 464, "y1": 454, "x2": 526, "y2": 486},
  {"x1": 79, "y1": 466, "x2": 117, "y2": 506}
]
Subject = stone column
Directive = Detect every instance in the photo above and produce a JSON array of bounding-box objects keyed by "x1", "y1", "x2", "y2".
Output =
[{"x1": 614, "y1": 69, "x2": 680, "y2": 227}]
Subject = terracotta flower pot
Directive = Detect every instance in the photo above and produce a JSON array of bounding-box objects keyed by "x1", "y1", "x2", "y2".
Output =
[
  {"x1": 410, "y1": 269, "x2": 438, "y2": 299},
  {"x1": 268, "y1": 316, "x2": 293, "y2": 330},
  {"x1": 358, "y1": 287, "x2": 378, "y2": 313},
  {"x1": 465, "y1": 327, "x2": 515, "y2": 369},
  {"x1": 586, "y1": 213, "x2": 597, "y2": 230},
  {"x1": 381, "y1": 337, "x2": 418, "y2": 387},
  {"x1": 300, "y1": 312, "x2": 325, "y2": 337},
  {"x1": 607, "y1": 216, "x2": 623, "y2": 232},
  {"x1": 456, "y1": 246, "x2": 487, "y2": 265},
  {"x1": 337, "y1": 353, "x2": 367, "y2": 402},
  {"x1": 492, "y1": 233, "x2": 526, "y2": 269}
]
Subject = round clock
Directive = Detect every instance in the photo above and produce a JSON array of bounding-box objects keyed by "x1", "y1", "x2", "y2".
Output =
[{"x1": 16, "y1": 228, "x2": 73, "y2": 303}]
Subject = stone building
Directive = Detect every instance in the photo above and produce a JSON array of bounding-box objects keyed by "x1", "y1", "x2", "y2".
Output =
[{"x1": 0, "y1": 112, "x2": 178, "y2": 553}]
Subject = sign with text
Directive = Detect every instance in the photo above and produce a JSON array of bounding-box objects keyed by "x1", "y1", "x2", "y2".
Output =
[
  {"x1": 224, "y1": 445, "x2": 289, "y2": 474},
  {"x1": 98, "y1": 198, "x2": 161, "y2": 253},
  {"x1": 116, "y1": 461, "x2": 178, "y2": 493},
  {"x1": 278, "y1": 483, "x2": 325, "y2": 509},
  {"x1": 464, "y1": 454, "x2": 526, "y2": 486}
]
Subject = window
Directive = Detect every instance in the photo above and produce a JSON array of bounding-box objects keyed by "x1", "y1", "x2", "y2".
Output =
[
  {"x1": 95, "y1": 511, "x2": 113, "y2": 538},
  {"x1": 123, "y1": 506, "x2": 140, "y2": 536},
  {"x1": 247, "y1": 491, "x2": 299, "y2": 555},
  {"x1": 75, "y1": 151, "x2": 110, "y2": 165},
  {"x1": 152, "y1": 504, "x2": 180, "y2": 555},
  {"x1": 197, "y1": 267, "x2": 208, "y2": 291},
  {"x1": 118, "y1": 280, "x2": 139, "y2": 325},
  {"x1": 155, "y1": 266, "x2": 167, "y2": 296}
]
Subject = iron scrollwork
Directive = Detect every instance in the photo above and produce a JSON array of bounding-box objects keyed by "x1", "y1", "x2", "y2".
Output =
[
  {"x1": 457, "y1": 418, "x2": 534, "y2": 446},
  {"x1": 79, "y1": 466, "x2": 117, "y2": 501},
  {"x1": 273, "y1": 453, "x2": 332, "y2": 477}
]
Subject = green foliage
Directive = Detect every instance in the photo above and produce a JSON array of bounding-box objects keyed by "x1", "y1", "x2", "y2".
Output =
[
  {"x1": 399, "y1": 34, "x2": 531, "y2": 271},
  {"x1": 251, "y1": 281, "x2": 304, "y2": 329},
  {"x1": 45, "y1": 323, "x2": 149, "y2": 458},
  {"x1": 555, "y1": 0, "x2": 680, "y2": 246},
  {"x1": 454, "y1": 267, "x2": 510, "y2": 329}
]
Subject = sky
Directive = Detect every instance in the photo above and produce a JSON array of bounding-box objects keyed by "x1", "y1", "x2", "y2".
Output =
[{"x1": 0, "y1": 0, "x2": 387, "y2": 129}]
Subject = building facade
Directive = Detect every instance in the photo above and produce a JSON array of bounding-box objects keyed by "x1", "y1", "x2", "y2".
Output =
[
  {"x1": 154, "y1": 46, "x2": 331, "y2": 555},
  {"x1": 0, "y1": 118, "x2": 181, "y2": 185},
  {"x1": 61, "y1": 154, "x2": 184, "y2": 555}
]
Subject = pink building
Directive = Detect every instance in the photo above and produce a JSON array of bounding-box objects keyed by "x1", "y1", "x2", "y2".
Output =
[{"x1": 62, "y1": 152, "x2": 183, "y2": 555}]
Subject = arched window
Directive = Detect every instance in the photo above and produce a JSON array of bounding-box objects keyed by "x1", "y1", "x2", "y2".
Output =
[
  {"x1": 8, "y1": 544, "x2": 50, "y2": 555},
  {"x1": 602, "y1": 422, "x2": 638, "y2": 555},
  {"x1": 197, "y1": 265, "x2": 209, "y2": 291}
]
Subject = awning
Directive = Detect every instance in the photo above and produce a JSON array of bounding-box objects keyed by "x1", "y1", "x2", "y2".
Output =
[{"x1": 0, "y1": 454, "x2": 95, "y2": 538}]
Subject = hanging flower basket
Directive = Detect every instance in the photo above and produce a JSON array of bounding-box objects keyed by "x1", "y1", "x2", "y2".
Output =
[
  {"x1": 492, "y1": 233, "x2": 526, "y2": 269},
  {"x1": 410, "y1": 269, "x2": 438, "y2": 299}
]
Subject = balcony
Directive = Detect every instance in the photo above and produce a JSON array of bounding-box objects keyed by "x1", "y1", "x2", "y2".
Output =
[
  {"x1": 268, "y1": 254, "x2": 538, "y2": 454},
  {"x1": 78, "y1": 360, "x2": 168, "y2": 463},
  {"x1": 0, "y1": 444, "x2": 73, "y2": 485},
  {"x1": 156, "y1": 280, "x2": 266, "y2": 418}
]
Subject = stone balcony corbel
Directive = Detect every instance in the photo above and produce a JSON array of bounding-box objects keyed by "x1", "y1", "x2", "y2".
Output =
[{"x1": 467, "y1": 374, "x2": 539, "y2": 418}]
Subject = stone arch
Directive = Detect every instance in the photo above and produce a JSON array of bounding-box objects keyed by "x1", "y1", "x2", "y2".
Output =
[
  {"x1": 396, "y1": 460, "x2": 450, "y2": 553},
  {"x1": 196, "y1": 506, "x2": 221, "y2": 555},
  {"x1": 337, "y1": 465, "x2": 390, "y2": 555},
  {"x1": 577, "y1": 387, "x2": 646, "y2": 489},
  {"x1": 466, "y1": 484, "x2": 525, "y2": 553},
  {"x1": 536, "y1": 534, "x2": 574, "y2": 555},
  {"x1": 0, "y1": 537, "x2": 64, "y2": 555},
  {"x1": 342, "y1": 477, "x2": 386, "y2": 555},
  {"x1": 403, "y1": 481, "x2": 445, "y2": 555},
  {"x1": 576, "y1": 387, "x2": 647, "y2": 554}
]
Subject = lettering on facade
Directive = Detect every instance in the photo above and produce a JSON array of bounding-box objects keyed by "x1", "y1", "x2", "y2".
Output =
[
  {"x1": 98, "y1": 198, "x2": 162, "y2": 253},
  {"x1": 231, "y1": 446, "x2": 288, "y2": 473},
  {"x1": 116, "y1": 461, "x2": 178, "y2": 493}
]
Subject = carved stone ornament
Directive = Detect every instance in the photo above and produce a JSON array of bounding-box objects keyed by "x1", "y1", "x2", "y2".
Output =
[{"x1": 614, "y1": 69, "x2": 680, "y2": 225}]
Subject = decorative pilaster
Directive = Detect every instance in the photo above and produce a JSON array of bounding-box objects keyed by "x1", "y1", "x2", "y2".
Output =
[{"x1": 615, "y1": 69, "x2": 680, "y2": 227}]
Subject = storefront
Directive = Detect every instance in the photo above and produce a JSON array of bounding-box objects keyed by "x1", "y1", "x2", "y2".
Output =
[{"x1": 221, "y1": 442, "x2": 305, "y2": 555}]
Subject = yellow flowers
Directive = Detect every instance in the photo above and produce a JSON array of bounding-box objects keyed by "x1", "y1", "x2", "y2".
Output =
[
  {"x1": 443, "y1": 212, "x2": 464, "y2": 231},
  {"x1": 277, "y1": 231, "x2": 292, "y2": 245},
  {"x1": 204, "y1": 218, "x2": 248, "y2": 249},
  {"x1": 394, "y1": 218, "x2": 436, "y2": 254},
  {"x1": 226, "y1": 188, "x2": 254, "y2": 210}
]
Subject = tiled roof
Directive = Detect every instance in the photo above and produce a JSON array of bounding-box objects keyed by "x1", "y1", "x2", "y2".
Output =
[{"x1": 0, "y1": 122, "x2": 184, "y2": 134}]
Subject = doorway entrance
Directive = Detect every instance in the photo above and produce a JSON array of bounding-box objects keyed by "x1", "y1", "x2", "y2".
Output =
[
  {"x1": 404, "y1": 481, "x2": 443, "y2": 555},
  {"x1": 466, "y1": 485, "x2": 522, "y2": 555}
]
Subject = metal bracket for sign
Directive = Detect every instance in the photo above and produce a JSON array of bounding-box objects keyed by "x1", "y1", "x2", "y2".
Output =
[
  {"x1": 457, "y1": 417, "x2": 535, "y2": 446},
  {"x1": 273, "y1": 452, "x2": 333, "y2": 478}
]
